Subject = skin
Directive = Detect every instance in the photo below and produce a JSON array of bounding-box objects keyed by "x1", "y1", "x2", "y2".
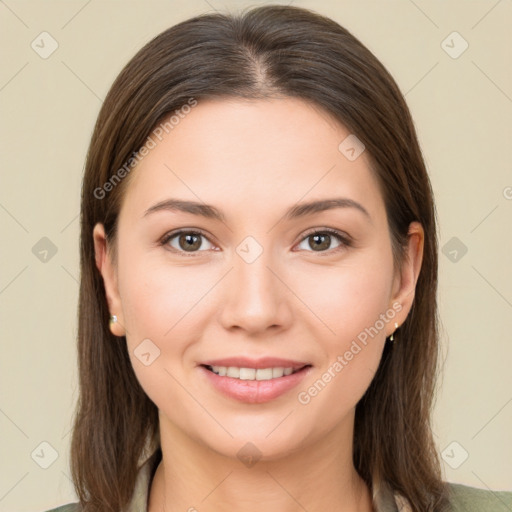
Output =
[{"x1": 93, "y1": 97, "x2": 424, "y2": 512}]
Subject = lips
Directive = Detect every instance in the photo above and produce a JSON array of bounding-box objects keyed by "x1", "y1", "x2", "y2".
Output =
[{"x1": 197, "y1": 356, "x2": 313, "y2": 403}]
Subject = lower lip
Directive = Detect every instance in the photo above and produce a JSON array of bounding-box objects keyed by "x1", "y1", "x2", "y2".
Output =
[{"x1": 198, "y1": 365, "x2": 312, "y2": 404}]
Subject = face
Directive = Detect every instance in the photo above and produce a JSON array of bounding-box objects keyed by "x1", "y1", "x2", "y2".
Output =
[{"x1": 94, "y1": 97, "x2": 423, "y2": 461}]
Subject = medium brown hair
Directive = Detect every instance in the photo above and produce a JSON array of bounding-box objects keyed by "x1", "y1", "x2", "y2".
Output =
[{"x1": 72, "y1": 5, "x2": 450, "y2": 511}]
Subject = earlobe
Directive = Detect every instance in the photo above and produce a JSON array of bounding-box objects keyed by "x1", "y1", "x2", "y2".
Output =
[
  {"x1": 92, "y1": 223, "x2": 126, "y2": 337},
  {"x1": 388, "y1": 222, "x2": 424, "y2": 335}
]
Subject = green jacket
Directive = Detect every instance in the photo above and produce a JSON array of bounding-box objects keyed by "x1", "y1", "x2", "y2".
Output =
[
  {"x1": 42, "y1": 452, "x2": 512, "y2": 512},
  {"x1": 43, "y1": 483, "x2": 512, "y2": 512}
]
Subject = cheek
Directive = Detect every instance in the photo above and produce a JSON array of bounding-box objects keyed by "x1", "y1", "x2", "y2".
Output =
[
  {"x1": 118, "y1": 245, "x2": 215, "y2": 343},
  {"x1": 116, "y1": 264, "x2": 206, "y2": 416},
  {"x1": 294, "y1": 254, "x2": 394, "y2": 404},
  {"x1": 116, "y1": 243, "x2": 232, "y2": 396},
  {"x1": 296, "y1": 256, "x2": 394, "y2": 343}
]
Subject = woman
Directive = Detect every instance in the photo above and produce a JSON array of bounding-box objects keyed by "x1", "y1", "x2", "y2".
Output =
[{"x1": 44, "y1": 5, "x2": 512, "y2": 512}]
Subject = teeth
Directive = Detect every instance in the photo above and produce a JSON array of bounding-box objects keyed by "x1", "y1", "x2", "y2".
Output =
[{"x1": 209, "y1": 366, "x2": 298, "y2": 380}]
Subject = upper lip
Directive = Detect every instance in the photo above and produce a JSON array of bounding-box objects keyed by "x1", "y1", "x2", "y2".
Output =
[{"x1": 200, "y1": 357, "x2": 311, "y2": 371}]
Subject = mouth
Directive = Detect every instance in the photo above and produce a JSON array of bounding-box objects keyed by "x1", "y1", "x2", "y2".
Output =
[
  {"x1": 198, "y1": 362, "x2": 313, "y2": 403},
  {"x1": 201, "y1": 364, "x2": 311, "y2": 381}
]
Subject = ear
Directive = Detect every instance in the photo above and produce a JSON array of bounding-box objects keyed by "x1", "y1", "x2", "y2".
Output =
[
  {"x1": 388, "y1": 221, "x2": 424, "y2": 336},
  {"x1": 93, "y1": 223, "x2": 126, "y2": 337}
]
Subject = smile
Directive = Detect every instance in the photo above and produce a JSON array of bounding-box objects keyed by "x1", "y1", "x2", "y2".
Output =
[
  {"x1": 198, "y1": 364, "x2": 312, "y2": 403},
  {"x1": 203, "y1": 365, "x2": 307, "y2": 380}
]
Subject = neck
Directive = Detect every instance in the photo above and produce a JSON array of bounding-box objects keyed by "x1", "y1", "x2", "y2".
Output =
[{"x1": 148, "y1": 411, "x2": 374, "y2": 512}]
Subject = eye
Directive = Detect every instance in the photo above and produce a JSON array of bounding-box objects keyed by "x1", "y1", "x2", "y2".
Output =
[
  {"x1": 295, "y1": 228, "x2": 351, "y2": 254},
  {"x1": 160, "y1": 227, "x2": 352, "y2": 256},
  {"x1": 160, "y1": 230, "x2": 216, "y2": 255}
]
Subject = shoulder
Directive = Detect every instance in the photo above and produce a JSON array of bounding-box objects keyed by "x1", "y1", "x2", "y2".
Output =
[
  {"x1": 446, "y1": 482, "x2": 512, "y2": 511},
  {"x1": 41, "y1": 504, "x2": 81, "y2": 512}
]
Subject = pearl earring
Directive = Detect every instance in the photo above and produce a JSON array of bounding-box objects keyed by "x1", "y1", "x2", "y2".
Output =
[
  {"x1": 110, "y1": 315, "x2": 118, "y2": 324},
  {"x1": 390, "y1": 322, "x2": 399, "y2": 342}
]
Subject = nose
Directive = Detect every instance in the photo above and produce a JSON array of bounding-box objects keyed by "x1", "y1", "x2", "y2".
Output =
[{"x1": 218, "y1": 248, "x2": 293, "y2": 335}]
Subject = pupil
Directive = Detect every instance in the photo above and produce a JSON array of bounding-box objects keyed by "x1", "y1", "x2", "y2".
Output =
[
  {"x1": 181, "y1": 233, "x2": 201, "y2": 251},
  {"x1": 311, "y1": 233, "x2": 329, "y2": 251}
]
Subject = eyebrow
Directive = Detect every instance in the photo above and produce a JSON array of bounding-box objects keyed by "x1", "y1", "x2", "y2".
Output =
[{"x1": 143, "y1": 197, "x2": 371, "y2": 222}]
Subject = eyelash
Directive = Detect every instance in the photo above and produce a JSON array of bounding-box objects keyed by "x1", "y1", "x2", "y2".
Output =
[{"x1": 159, "y1": 227, "x2": 352, "y2": 257}]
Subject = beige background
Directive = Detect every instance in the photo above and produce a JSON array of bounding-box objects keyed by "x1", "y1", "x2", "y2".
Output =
[{"x1": 1, "y1": 0, "x2": 511, "y2": 510}]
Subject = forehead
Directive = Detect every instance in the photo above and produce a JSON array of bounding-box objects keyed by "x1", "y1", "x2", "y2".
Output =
[{"x1": 119, "y1": 97, "x2": 385, "y2": 224}]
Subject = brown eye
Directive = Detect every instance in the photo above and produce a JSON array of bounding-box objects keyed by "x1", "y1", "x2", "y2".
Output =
[
  {"x1": 296, "y1": 229, "x2": 350, "y2": 253},
  {"x1": 162, "y1": 230, "x2": 214, "y2": 253}
]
